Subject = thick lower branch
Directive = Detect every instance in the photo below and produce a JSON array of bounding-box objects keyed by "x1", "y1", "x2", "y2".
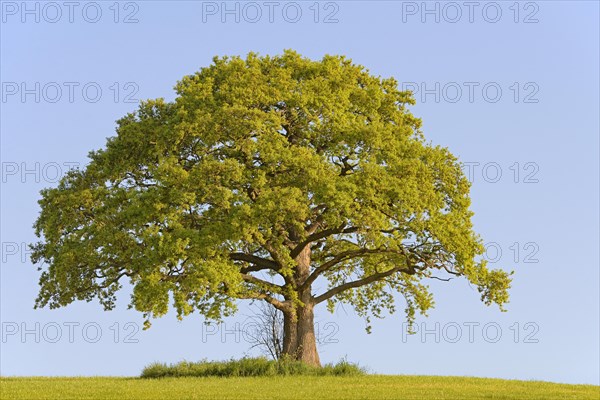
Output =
[
  {"x1": 313, "y1": 265, "x2": 410, "y2": 304},
  {"x1": 241, "y1": 273, "x2": 283, "y2": 292},
  {"x1": 301, "y1": 248, "x2": 384, "y2": 291},
  {"x1": 229, "y1": 252, "x2": 280, "y2": 272},
  {"x1": 237, "y1": 291, "x2": 287, "y2": 311}
]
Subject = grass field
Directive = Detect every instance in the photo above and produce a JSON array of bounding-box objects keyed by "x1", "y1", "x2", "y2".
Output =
[{"x1": 1, "y1": 376, "x2": 598, "y2": 400}]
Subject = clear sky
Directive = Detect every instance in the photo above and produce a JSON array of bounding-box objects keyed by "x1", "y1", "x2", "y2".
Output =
[{"x1": 1, "y1": 0, "x2": 598, "y2": 385}]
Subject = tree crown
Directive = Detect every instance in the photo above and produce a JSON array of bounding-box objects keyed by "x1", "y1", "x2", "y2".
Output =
[{"x1": 32, "y1": 50, "x2": 511, "y2": 330}]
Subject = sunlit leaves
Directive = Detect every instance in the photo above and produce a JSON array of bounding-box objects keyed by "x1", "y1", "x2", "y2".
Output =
[{"x1": 31, "y1": 51, "x2": 511, "y2": 330}]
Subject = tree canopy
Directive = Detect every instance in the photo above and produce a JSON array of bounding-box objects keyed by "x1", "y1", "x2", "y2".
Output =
[{"x1": 31, "y1": 50, "x2": 511, "y2": 365}]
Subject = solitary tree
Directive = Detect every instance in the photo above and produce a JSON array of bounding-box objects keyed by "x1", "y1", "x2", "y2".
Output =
[{"x1": 31, "y1": 51, "x2": 511, "y2": 367}]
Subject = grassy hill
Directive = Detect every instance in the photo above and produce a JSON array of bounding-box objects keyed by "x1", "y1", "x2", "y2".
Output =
[{"x1": 2, "y1": 376, "x2": 598, "y2": 400}]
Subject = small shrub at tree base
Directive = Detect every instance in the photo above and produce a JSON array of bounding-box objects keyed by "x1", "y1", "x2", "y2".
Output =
[{"x1": 140, "y1": 357, "x2": 365, "y2": 378}]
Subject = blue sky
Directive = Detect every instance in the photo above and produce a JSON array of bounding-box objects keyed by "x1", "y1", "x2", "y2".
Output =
[{"x1": 1, "y1": 0, "x2": 598, "y2": 385}]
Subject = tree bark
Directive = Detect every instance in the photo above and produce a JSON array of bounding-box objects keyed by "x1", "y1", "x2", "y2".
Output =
[
  {"x1": 282, "y1": 311, "x2": 297, "y2": 355},
  {"x1": 280, "y1": 244, "x2": 321, "y2": 367},
  {"x1": 294, "y1": 302, "x2": 320, "y2": 366},
  {"x1": 281, "y1": 303, "x2": 320, "y2": 367}
]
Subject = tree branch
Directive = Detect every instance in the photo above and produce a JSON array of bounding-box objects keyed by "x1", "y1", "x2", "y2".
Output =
[
  {"x1": 289, "y1": 225, "x2": 359, "y2": 259},
  {"x1": 305, "y1": 205, "x2": 328, "y2": 235},
  {"x1": 241, "y1": 273, "x2": 283, "y2": 292},
  {"x1": 229, "y1": 252, "x2": 280, "y2": 272},
  {"x1": 223, "y1": 279, "x2": 287, "y2": 311},
  {"x1": 237, "y1": 291, "x2": 287, "y2": 311},
  {"x1": 301, "y1": 248, "x2": 383, "y2": 290},
  {"x1": 313, "y1": 265, "x2": 412, "y2": 304}
]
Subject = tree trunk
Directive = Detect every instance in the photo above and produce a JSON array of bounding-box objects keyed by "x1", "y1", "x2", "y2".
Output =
[
  {"x1": 282, "y1": 311, "x2": 297, "y2": 355},
  {"x1": 294, "y1": 302, "x2": 320, "y2": 366},
  {"x1": 280, "y1": 244, "x2": 321, "y2": 367},
  {"x1": 282, "y1": 304, "x2": 320, "y2": 367}
]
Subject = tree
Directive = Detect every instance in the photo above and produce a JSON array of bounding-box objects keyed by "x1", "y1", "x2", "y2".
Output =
[
  {"x1": 243, "y1": 302, "x2": 284, "y2": 360},
  {"x1": 31, "y1": 51, "x2": 512, "y2": 367}
]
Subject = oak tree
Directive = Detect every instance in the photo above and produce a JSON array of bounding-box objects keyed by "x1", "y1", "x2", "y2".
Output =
[{"x1": 31, "y1": 51, "x2": 511, "y2": 366}]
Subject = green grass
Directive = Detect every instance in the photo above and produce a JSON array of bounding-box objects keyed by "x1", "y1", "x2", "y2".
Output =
[
  {"x1": 141, "y1": 357, "x2": 365, "y2": 378},
  {"x1": 1, "y1": 375, "x2": 598, "y2": 400}
]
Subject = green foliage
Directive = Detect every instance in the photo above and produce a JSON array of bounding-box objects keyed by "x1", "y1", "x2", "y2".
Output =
[
  {"x1": 31, "y1": 50, "x2": 511, "y2": 332},
  {"x1": 140, "y1": 357, "x2": 365, "y2": 378}
]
